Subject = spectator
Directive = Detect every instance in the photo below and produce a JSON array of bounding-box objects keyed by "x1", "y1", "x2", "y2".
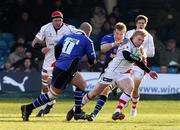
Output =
[
  {"x1": 3, "y1": 61, "x2": 14, "y2": 72},
  {"x1": 159, "y1": 39, "x2": 180, "y2": 70},
  {"x1": 108, "y1": 14, "x2": 117, "y2": 30},
  {"x1": 160, "y1": 65, "x2": 168, "y2": 73},
  {"x1": 109, "y1": 6, "x2": 120, "y2": 20},
  {"x1": 148, "y1": 29, "x2": 165, "y2": 66},
  {"x1": 99, "y1": 20, "x2": 113, "y2": 37},
  {"x1": 17, "y1": 58, "x2": 36, "y2": 72},
  {"x1": 90, "y1": 6, "x2": 107, "y2": 35},
  {"x1": 7, "y1": 45, "x2": 25, "y2": 65},
  {"x1": 12, "y1": 11, "x2": 37, "y2": 41}
]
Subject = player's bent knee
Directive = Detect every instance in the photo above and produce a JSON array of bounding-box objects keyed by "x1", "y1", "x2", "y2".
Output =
[{"x1": 47, "y1": 91, "x2": 58, "y2": 100}]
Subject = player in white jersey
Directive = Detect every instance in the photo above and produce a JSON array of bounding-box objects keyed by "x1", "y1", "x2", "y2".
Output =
[
  {"x1": 32, "y1": 11, "x2": 76, "y2": 117},
  {"x1": 125, "y1": 15, "x2": 155, "y2": 116},
  {"x1": 81, "y1": 29, "x2": 158, "y2": 121}
]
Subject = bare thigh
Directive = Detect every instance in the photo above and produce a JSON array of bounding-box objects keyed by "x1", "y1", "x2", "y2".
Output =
[{"x1": 70, "y1": 72, "x2": 87, "y2": 91}]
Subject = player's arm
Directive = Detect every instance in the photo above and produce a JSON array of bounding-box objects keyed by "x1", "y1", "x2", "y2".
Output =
[
  {"x1": 101, "y1": 43, "x2": 114, "y2": 53},
  {"x1": 32, "y1": 37, "x2": 45, "y2": 51},
  {"x1": 123, "y1": 50, "x2": 150, "y2": 73},
  {"x1": 146, "y1": 35, "x2": 155, "y2": 57},
  {"x1": 32, "y1": 25, "x2": 46, "y2": 51},
  {"x1": 101, "y1": 42, "x2": 118, "y2": 53},
  {"x1": 54, "y1": 37, "x2": 64, "y2": 60},
  {"x1": 86, "y1": 40, "x2": 97, "y2": 66},
  {"x1": 100, "y1": 35, "x2": 120, "y2": 53},
  {"x1": 122, "y1": 50, "x2": 158, "y2": 79}
]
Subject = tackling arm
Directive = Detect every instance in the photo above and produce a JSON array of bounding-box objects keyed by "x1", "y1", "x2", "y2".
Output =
[
  {"x1": 101, "y1": 42, "x2": 119, "y2": 53},
  {"x1": 123, "y1": 50, "x2": 150, "y2": 73}
]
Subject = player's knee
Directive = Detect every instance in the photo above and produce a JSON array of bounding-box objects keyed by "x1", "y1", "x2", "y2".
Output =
[
  {"x1": 132, "y1": 71, "x2": 144, "y2": 80},
  {"x1": 101, "y1": 87, "x2": 110, "y2": 97},
  {"x1": 42, "y1": 86, "x2": 49, "y2": 93},
  {"x1": 80, "y1": 82, "x2": 87, "y2": 91},
  {"x1": 47, "y1": 86, "x2": 60, "y2": 100},
  {"x1": 132, "y1": 87, "x2": 140, "y2": 96}
]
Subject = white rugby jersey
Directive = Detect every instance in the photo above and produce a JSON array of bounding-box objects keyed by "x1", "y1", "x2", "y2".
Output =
[
  {"x1": 105, "y1": 39, "x2": 142, "y2": 73},
  {"x1": 125, "y1": 29, "x2": 155, "y2": 57},
  {"x1": 36, "y1": 23, "x2": 76, "y2": 69}
]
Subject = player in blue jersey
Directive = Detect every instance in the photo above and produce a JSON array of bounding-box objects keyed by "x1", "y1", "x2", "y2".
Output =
[
  {"x1": 21, "y1": 22, "x2": 96, "y2": 121},
  {"x1": 66, "y1": 22, "x2": 127, "y2": 121}
]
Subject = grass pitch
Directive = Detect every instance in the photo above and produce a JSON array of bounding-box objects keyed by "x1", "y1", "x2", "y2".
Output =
[{"x1": 0, "y1": 99, "x2": 180, "y2": 130}]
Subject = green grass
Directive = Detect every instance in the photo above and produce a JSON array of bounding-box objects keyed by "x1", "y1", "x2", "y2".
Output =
[{"x1": 0, "y1": 99, "x2": 180, "y2": 130}]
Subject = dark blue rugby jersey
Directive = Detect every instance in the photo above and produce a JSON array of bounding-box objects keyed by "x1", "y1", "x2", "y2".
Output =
[
  {"x1": 55, "y1": 32, "x2": 96, "y2": 71},
  {"x1": 101, "y1": 34, "x2": 119, "y2": 61}
]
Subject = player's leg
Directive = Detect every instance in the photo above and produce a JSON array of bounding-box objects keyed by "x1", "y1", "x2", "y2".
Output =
[
  {"x1": 36, "y1": 70, "x2": 55, "y2": 117},
  {"x1": 83, "y1": 71, "x2": 115, "y2": 105},
  {"x1": 43, "y1": 76, "x2": 56, "y2": 114},
  {"x1": 112, "y1": 76, "x2": 134, "y2": 120},
  {"x1": 21, "y1": 67, "x2": 68, "y2": 121},
  {"x1": 36, "y1": 72, "x2": 49, "y2": 117},
  {"x1": 21, "y1": 86, "x2": 61, "y2": 121},
  {"x1": 130, "y1": 68, "x2": 144, "y2": 116},
  {"x1": 89, "y1": 86, "x2": 111, "y2": 121},
  {"x1": 82, "y1": 82, "x2": 109, "y2": 107},
  {"x1": 66, "y1": 72, "x2": 87, "y2": 121}
]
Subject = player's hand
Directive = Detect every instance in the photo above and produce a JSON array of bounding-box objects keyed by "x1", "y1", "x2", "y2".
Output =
[
  {"x1": 110, "y1": 53, "x2": 116, "y2": 59},
  {"x1": 41, "y1": 47, "x2": 50, "y2": 54},
  {"x1": 140, "y1": 47, "x2": 147, "y2": 62},
  {"x1": 149, "y1": 71, "x2": 158, "y2": 80}
]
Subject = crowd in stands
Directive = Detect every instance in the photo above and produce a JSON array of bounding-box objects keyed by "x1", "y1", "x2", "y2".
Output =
[{"x1": 0, "y1": 0, "x2": 180, "y2": 73}]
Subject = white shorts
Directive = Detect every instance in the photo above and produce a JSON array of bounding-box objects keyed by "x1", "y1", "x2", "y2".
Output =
[
  {"x1": 131, "y1": 65, "x2": 146, "y2": 80},
  {"x1": 99, "y1": 71, "x2": 131, "y2": 85},
  {"x1": 41, "y1": 67, "x2": 53, "y2": 78},
  {"x1": 41, "y1": 59, "x2": 55, "y2": 79}
]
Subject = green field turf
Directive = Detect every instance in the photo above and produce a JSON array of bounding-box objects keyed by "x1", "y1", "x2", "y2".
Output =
[{"x1": 0, "y1": 99, "x2": 180, "y2": 130}]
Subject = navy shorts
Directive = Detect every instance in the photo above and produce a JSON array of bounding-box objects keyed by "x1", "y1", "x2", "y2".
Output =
[{"x1": 51, "y1": 66, "x2": 74, "y2": 90}]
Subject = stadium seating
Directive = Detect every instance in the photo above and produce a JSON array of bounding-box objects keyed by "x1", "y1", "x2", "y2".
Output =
[{"x1": 1, "y1": 33, "x2": 15, "y2": 48}]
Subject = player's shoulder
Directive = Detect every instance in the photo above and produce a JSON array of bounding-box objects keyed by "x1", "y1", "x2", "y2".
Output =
[
  {"x1": 86, "y1": 36, "x2": 93, "y2": 43},
  {"x1": 41, "y1": 23, "x2": 52, "y2": 29},
  {"x1": 121, "y1": 38, "x2": 130, "y2": 46},
  {"x1": 62, "y1": 23, "x2": 76, "y2": 32},
  {"x1": 126, "y1": 29, "x2": 135, "y2": 34},
  {"x1": 103, "y1": 33, "x2": 113, "y2": 39},
  {"x1": 125, "y1": 29, "x2": 135, "y2": 38},
  {"x1": 38, "y1": 23, "x2": 53, "y2": 33},
  {"x1": 80, "y1": 33, "x2": 93, "y2": 43}
]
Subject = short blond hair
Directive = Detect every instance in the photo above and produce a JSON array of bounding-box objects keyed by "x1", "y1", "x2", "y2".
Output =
[
  {"x1": 114, "y1": 22, "x2": 127, "y2": 32},
  {"x1": 132, "y1": 29, "x2": 148, "y2": 38}
]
